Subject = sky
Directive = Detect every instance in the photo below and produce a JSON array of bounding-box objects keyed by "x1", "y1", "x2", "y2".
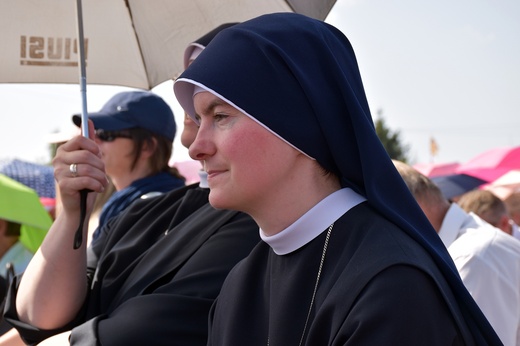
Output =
[{"x1": 1, "y1": 0, "x2": 519, "y2": 167}]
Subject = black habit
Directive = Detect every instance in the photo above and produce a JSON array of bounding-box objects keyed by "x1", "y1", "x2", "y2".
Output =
[
  {"x1": 4, "y1": 185, "x2": 260, "y2": 345},
  {"x1": 209, "y1": 203, "x2": 473, "y2": 345}
]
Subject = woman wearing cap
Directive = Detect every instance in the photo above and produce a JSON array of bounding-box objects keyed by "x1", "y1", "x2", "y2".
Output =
[
  {"x1": 72, "y1": 91, "x2": 185, "y2": 245},
  {"x1": 174, "y1": 13, "x2": 501, "y2": 345}
]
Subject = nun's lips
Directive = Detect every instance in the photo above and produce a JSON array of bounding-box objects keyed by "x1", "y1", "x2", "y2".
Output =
[{"x1": 206, "y1": 169, "x2": 227, "y2": 180}]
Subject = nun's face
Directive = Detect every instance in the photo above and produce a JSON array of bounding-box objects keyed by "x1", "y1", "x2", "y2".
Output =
[
  {"x1": 180, "y1": 113, "x2": 199, "y2": 149},
  {"x1": 189, "y1": 91, "x2": 300, "y2": 214}
]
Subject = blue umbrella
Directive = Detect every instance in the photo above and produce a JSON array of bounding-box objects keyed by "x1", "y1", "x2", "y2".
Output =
[
  {"x1": 0, "y1": 158, "x2": 55, "y2": 198},
  {"x1": 431, "y1": 173, "x2": 488, "y2": 201}
]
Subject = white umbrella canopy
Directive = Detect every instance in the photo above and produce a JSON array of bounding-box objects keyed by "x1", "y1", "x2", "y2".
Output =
[{"x1": 0, "y1": 0, "x2": 336, "y2": 90}]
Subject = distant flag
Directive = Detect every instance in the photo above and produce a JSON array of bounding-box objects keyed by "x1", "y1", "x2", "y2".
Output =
[{"x1": 430, "y1": 137, "x2": 439, "y2": 158}]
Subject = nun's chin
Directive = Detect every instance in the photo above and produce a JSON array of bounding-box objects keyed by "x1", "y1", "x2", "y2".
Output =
[{"x1": 207, "y1": 188, "x2": 235, "y2": 211}]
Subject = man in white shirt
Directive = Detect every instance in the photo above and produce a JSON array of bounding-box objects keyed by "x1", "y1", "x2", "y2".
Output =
[
  {"x1": 458, "y1": 189, "x2": 520, "y2": 241},
  {"x1": 394, "y1": 160, "x2": 520, "y2": 346}
]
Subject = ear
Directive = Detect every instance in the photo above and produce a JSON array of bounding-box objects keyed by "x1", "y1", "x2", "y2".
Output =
[
  {"x1": 141, "y1": 137, "x2": 158, "y2": 159},
  {"x1": 497, "y1": 215, "x2": 512, "y2": 235}
]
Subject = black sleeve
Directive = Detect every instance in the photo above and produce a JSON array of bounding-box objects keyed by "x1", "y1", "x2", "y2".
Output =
[
  {"x1": 70, "y1": 212, "x2": 259, "y2": 346},
  {"x1": 3, "y1": 275, "x2": 89, "y2": 345}
]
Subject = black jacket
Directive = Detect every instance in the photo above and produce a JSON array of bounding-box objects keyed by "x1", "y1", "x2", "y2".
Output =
[{"x1": 5, "y1": 184, "x2": 260, "y2": 345}]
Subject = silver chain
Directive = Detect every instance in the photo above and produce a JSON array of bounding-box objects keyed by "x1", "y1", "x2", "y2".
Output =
[{"x1": 267, "y1": 222, "x2": 334, "y2": 346}]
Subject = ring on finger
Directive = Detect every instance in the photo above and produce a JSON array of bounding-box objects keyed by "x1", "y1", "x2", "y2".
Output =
[{"x1": 69, "y1": 163, "x2": 78, "y2": 178}]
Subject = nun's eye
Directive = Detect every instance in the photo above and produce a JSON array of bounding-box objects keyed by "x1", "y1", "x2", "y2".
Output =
[{"x1": 214, "y1": 113, "x2": 229, "y2": 122}]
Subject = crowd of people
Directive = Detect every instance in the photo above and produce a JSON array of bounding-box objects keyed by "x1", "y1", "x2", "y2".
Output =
[
  {"x1": 394, "y1": 161, "x2": 520, "y2": 345},
  {"x1": 0, "y1": 12, "x2": 518, "y2": 346}
]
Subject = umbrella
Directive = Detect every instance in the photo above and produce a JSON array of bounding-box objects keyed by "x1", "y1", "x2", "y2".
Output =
[
  {"x1": 490, "y1": 169, "x2": 520, "y2": 190},
  {"x1": 483, "y1": 170, "x2": 520, "y2": 200},
  {"x1": 1, "y1": 0, "x2": 337, "y2": 248},
  {"x1": 456, "y1": 146, "x2": 520, "y2": 182},
  {"x1": 413, "y1": 162, "x2": 460, "y2": 178},
  {"x1": 431, "y1": 173, "x2": 488, "y2": 201},
  {"x1": 0, "y1": 158, "x2": 55, "y2": 198},
  {"x1": 0, "y1": 0, "x2": 336, "y2": 90},
  {"x1": 0, "y1": 174, "x2": 52, "y2": 253}
]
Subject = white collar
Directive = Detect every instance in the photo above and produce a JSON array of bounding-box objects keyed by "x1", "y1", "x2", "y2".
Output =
[
  {"x1": 260, "y1": 188, "x2": 366, "y2": 255},
  {"x1": 198, "y1": 170, "x2": 209, "y2": 188},
  {"x1": 438, "y1": 203, "x2": 478, "y2": 247}
]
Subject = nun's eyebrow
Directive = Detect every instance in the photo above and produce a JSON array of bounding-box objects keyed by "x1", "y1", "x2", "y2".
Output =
[{"x1": 199, "y1": 98, "x2": 230, "y2": 117}]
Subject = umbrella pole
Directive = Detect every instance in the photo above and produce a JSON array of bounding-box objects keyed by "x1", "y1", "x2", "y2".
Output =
[
  {"x1": 75, "y1": 0, "x2": 89, "y2": 137},
  {"x1": 74, "y1": 0, "x2": 90, "y2": 249}
]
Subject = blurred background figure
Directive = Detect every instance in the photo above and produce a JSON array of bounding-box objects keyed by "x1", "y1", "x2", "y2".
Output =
[
  {"x1": 394, "y1": 160, "x2": 520, "y2": 346},
  {"x1": 457, "y1": 189, "x2": 518, "y2": 239},
  {"x1": 0, "y1": 174, "x2": 51, "y2": 278},
  {"x1": 72, "y1": 91, "x2": 185, "y2": 245},
  {"x1": 0, "y1": 174, "x2": 51, "y2": 337}
]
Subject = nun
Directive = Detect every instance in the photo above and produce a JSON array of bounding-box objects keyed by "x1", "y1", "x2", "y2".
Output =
[{"x1": 174, "y1": 13, "x2": 501, "y2": 345}]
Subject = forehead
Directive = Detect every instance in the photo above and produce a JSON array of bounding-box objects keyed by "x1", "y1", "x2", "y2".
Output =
[{"x1": 194, "y1": 91, "x2": 234, "y2": 115}]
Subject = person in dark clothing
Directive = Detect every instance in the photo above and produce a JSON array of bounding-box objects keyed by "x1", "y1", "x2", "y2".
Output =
[
  {"x1": 4, "y1": 24, "x2": 258, "y2": 346},
  {"x1": 174, "y1": 13, "x2": 502, "y2": 345}
]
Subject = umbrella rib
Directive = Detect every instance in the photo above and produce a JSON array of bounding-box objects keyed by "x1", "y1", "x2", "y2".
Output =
[{"x1": 124, "y1": 0, "x2": 152, "y2": 90}]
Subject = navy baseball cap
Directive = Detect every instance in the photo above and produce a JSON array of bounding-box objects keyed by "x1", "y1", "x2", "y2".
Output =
[{"x1": 73, "y1": 91, "x2": 176, "y2": 142}]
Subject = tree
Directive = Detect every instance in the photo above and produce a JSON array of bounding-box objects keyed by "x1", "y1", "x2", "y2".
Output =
[{"x1": 374, "y1": 109, "x2": 410, "y2": 163}]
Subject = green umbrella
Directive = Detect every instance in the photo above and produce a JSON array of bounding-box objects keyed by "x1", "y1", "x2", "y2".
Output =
[{"x1": 0, "y1": 174, "x2": 52, "y2": 253}]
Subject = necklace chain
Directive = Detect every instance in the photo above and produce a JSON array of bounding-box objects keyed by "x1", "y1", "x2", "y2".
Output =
[{"x1": 267, "y1": 222, "x2": 334, "y2": 346}]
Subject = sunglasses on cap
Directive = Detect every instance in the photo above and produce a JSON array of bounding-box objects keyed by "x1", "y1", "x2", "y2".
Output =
[{"x1": 95, "y1": 129, "x2": 133, "y2": 142}]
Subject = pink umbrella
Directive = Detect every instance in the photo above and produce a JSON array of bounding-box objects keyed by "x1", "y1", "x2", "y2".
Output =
[
  {"x1": 456, "y1": 146, "x2": 520, "y2": 182},
  {"x1": 413, "y1": 162, "x2": 460, "y2": 177}
]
